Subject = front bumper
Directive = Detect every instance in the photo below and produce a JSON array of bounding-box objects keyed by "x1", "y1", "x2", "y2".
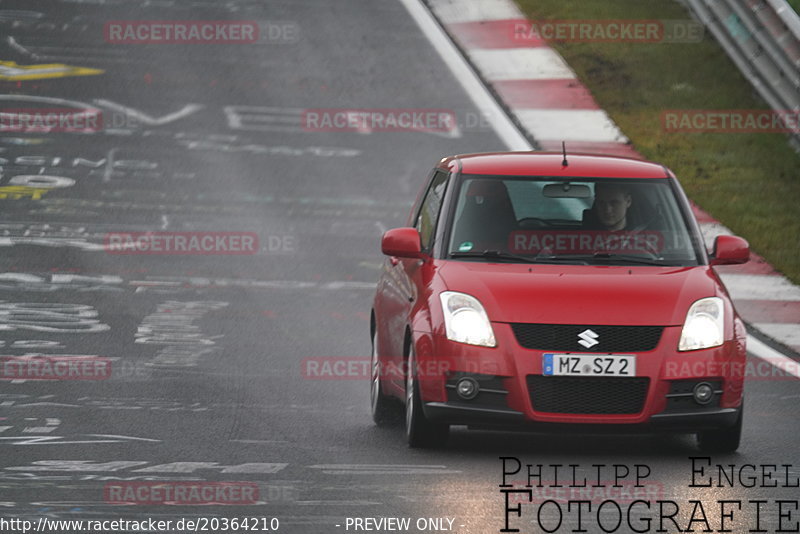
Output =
[
  {"x1": 414, "y1": 323, "x2": 746, "y2": 431},
  {"x1": 423, "y1": 402, "x2": 741, "y2": 433}
]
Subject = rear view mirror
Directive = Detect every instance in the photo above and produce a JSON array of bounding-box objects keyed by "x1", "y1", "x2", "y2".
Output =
[{"x1": 543, "y1": 183, "x2": 591, "y2": 198}]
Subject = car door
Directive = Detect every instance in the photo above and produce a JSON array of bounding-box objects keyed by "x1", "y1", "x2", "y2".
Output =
[{"x1": 382, "y1": 169, "x2": 450, "y2": 393}]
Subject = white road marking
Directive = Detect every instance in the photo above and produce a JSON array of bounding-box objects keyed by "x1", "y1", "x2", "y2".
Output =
[
  {"x1": 133, "y1": 462, "x2": 287, "y2": 474},
  {"x1": 398, "y1": 0, "x2": 531, "y2": 150},
  {"x1": 6, "y1": 37, "x2": 39, "y2": 60},
  {"x1": 93, "y1": 99, "x2": 203, "y2": 126},
  {"x1": 5, "y1": 460, "x2": 148, "y2": 472},
  {"x1": 297, "y1": 500, "x2": 382, "y2": 506},
  {"x1": 751, "y1": 325, "x2": 800, "y2": 350},
  {"x1": 470, "y1": 48, "x2": 575, "y2": 81},
  {"x1": 5, "y1": 460, "x2": 286, "y2": 474},
  {"x1": 101, "y1": 148, "x2": 117, "y2": 183},
  {"x1": 225, "y1": 106, "x2": 305, "y2": 132},
  {"x1": 308, "y1": 464, "x2": 461, "y2": 475},
  {"x1": 719, "y1": 274, "x2": 800, "y2": 301},
  {"x1": 5, "y1": 402, "x2": 80, "y2": 408},
  {"x1": 427, "y1": 0, "x2": 523, "y2": 24},
  {"x1": 514, "y1": 109, "x2": 630, "y2": 143},
  {"x1": 748, "y1": 335, "x2": 800, "y2": 379},
  {"x1": 230, "y1": 439, "x2": 290, "y2": 444},
  {"x1": 0, "y1": 434, "x2": 160, "y2": 445}
]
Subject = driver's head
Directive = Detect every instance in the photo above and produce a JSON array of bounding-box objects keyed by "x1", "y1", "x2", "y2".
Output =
[
  {"x1": 594, "y1": 183, "x2": 632, "y2": 231},
  {"x1": 466, "y1": 179, "x2": 509, "y2": 207}
]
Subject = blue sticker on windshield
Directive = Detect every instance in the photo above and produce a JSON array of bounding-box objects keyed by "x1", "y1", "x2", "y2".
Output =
[{"x1": 458, "y1": 241, "x2": 473, "y2": 252}]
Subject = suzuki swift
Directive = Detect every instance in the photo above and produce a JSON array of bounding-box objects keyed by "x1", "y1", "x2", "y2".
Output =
[{"x1": 370, "y1": 152, "x2": 749, "y2": 451}]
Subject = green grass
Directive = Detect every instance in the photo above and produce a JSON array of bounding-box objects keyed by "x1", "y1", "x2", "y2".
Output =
[
  {"x1": 515, "y1": 0, "x2": 800, "y2": 283},
  {"x1": 788, "y1": 0, "x2": 799, "y2": 14}
]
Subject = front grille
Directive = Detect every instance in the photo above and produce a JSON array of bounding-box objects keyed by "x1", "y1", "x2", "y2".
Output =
[
  {"x1": 512, "y1": 324, "x2": 663, "y2": 352},
  {"x1": 527, "y1": 375, "x2": 649, "y2": 414}
]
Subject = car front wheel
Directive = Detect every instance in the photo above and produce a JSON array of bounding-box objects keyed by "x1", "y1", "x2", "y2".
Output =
[
  {"x1": 405, "y1": 342, "x2": 448, "y2": 448},
  {"x1": 371, "y1": 331, "x2": 399, "y2": 426}
]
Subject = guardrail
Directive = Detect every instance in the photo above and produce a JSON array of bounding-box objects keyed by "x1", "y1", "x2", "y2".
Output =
[{"x1": 684, "y1": 0, "x2": 800, "y2": 149}]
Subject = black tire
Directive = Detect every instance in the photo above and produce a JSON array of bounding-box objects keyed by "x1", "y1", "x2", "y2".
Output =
[
  {"x1": 371, "y1": 331, "x2": 399, "y2": 426},
  {"x1": 405, "y1": 343, "x2": 449, "y2": 448},
  {"x1": 697, "y1": 405, "x2": 743, "y2": 453}
]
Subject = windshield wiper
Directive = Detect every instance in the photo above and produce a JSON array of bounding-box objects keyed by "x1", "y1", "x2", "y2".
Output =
[
  {"x1": 589, "y1": 252, "x2": 673, "y2": 266},
  {"x1": 449, "y1": 250, "x2": 588, "y2": 265}
]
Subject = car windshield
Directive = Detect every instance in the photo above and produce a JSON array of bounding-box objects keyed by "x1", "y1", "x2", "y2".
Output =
[{"x1": 447, "y1": 175, "x2": 702, "y2": 266}]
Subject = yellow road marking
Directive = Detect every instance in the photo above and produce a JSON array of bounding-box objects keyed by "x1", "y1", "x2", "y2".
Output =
[{"x1": 0, "y1": 61, "x2": 104, "y2": 81}]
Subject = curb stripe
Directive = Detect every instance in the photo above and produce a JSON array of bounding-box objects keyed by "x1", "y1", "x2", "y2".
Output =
[
  {"x1": 752, "y1": 325, "x2": 800, "y2": 352},
  {"x1": 719, "y1": 274, "x2": 800, "y2": 301},
  {"x1": 427, "y1": 0, "x2": 523, "y2": 24},
  {"x1": 492, "y1": 79, "x2": 600, "y2": 109},
  {"x1": 469, "y1": 48, "x2": 576, "y2": 81},
  {"x1": 449, "y1": 20, "x2": 547, "y2": 49},
  {"x1": 748, "y1": 335, "x2": 800, "y2": 378},
  {"x1": 515, "y1": 109, "x2": 629, "y2": 143},
  {"x1": 536, "y1": 140, "x2": 641, "y2": 159},
  {"x1": 734, "y1": 300, "x2": 800, "y2": 324}
]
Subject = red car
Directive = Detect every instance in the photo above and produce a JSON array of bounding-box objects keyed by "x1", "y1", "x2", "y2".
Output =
[{"x1": 370, "y1": 152, "x2": 750, "y2": 451}]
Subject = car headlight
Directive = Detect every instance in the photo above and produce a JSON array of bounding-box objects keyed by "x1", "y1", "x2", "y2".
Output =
[
  {"x1": 439, "y1": 291, "x2": 496, "y2": 347},
  {"x1": 678, "y1": 297, "x2": 725, "y2": 351}
]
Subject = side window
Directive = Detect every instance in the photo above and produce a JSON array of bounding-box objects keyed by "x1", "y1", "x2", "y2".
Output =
[{"x1": 415, "y1": 170, "x2": 449, "y2": 251}]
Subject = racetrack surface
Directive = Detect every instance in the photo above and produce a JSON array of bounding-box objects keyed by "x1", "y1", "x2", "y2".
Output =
[{"x1": 0, "y1": 1, "x2": 798, "y2": 533}]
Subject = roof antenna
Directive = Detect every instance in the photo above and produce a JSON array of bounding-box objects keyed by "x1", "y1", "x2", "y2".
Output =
[{"x1": 561, "y1": 141, "x2": 568, "y2": 167}]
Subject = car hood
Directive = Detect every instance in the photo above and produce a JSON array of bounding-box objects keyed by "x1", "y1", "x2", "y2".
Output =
[{"x1": 436, "y1": 261, "x2": 720, "y2": 326}]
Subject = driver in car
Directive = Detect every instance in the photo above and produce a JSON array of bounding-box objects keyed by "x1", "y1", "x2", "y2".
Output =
[{"x1": 591, "y1": 183, "x2": 633, "y2": 231}]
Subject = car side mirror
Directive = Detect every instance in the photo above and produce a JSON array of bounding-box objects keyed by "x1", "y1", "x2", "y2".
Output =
[
  {"x1": 381, "y1": 227, "x2": 424, "y2": 259},
  {"x1": 710, "y1": 235, "x2": 749, "y2": 266}
]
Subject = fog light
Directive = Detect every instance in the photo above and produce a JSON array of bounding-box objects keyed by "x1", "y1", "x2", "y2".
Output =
[
  {"x1": 456, "y1": 377, "x2": 479, "y2": 400},
  {"x1": 693, "y1": 382, "x2": 714, "y2": 405}
]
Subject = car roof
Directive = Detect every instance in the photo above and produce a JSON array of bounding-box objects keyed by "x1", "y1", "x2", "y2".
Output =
[{"x1": 436, "y1": 152, "x2": 672, "y2": 179}]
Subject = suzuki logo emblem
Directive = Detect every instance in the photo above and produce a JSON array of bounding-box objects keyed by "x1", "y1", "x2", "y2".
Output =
[{"x1": 578, "y1": 329, "x2": 599, "y2": 348}]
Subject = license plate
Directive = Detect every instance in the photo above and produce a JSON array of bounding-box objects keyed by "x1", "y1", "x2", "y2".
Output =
[{"x1": 542, "y1": 354, "x2": 636, "y2": 377}]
